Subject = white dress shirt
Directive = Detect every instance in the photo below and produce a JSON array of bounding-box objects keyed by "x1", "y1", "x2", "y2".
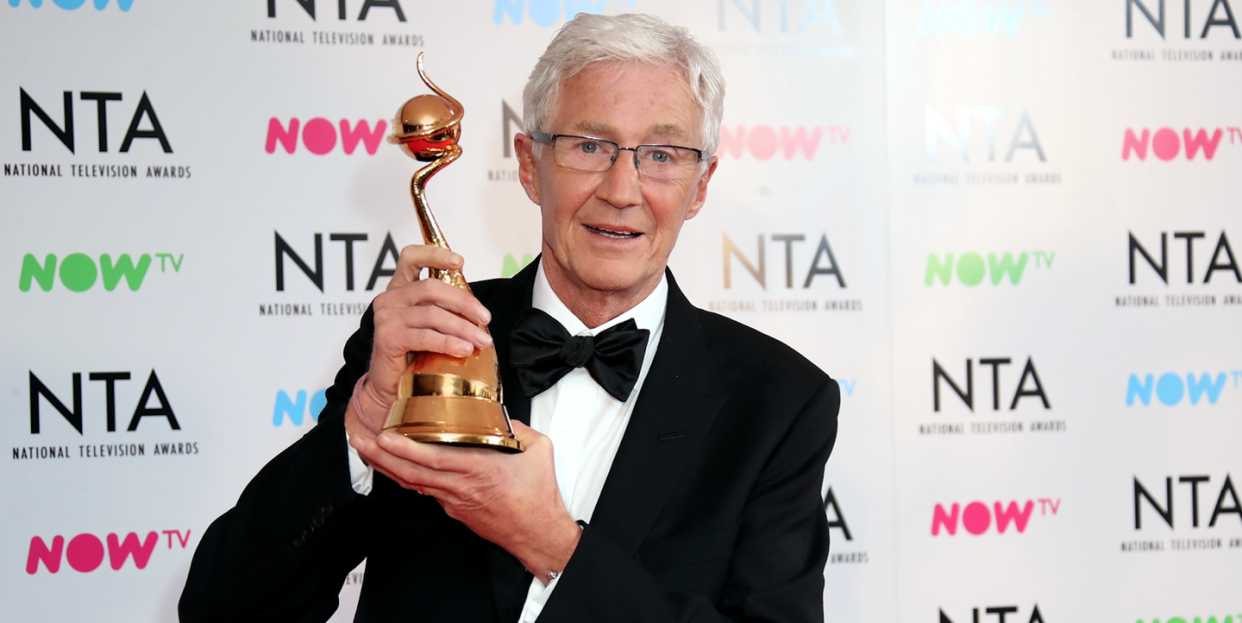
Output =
[{"x1": 346, "y1": 260, "x2": 668, "y2": 622}]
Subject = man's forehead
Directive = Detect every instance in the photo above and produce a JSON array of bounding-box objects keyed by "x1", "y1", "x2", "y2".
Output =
[{"x1": 570, "y1": 120, "x2": 692, "y2": 143}]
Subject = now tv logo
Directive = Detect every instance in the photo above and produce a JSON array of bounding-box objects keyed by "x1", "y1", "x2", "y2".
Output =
[
  {"x1": 918, "y1": 1, "x2": 1051, "y2": 38},
  {"x1": 1122, "y1": 127, "x2": 1238, "y2": 161},
  {"x1": 8, "y1": 0, "x2": 133, "y2": 10},
  {"x1": 718, "y1": 125, "x2": 849, "y2": 161},
  {"x1": 266, "y1": 117, "x2": 388, "y2": 155},
  {"x1": 273, "y1": 388, "x2": 327, "y2": 426},
  {"x1": 931, "y1": 498, "x2": 1059, "y2": 536},
  {"x1": 26, "y1": 529, "x2": 190, "y2": 574}
]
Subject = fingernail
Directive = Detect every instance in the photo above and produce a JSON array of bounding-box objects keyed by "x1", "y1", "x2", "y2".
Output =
[
  {"x1": 479, "y1": 308, "x2": 492, "y2": 323},
  {"x1": 457, "y1": 343, "x2": 474, "y2": 356},
  {"x1": 478, "y1": 331, "x2": 493, "y2": 346},
  {"x1": 451, "y1": 253, "x2": 463, "y2": 266}
]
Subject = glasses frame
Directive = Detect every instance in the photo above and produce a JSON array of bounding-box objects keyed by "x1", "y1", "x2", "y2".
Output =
[{"x1": 530, "y1": 132, "x2": 705, "y2": 180}]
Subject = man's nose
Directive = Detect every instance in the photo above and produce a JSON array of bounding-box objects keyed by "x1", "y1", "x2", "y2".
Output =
[{"x1": 595, "y1": 149, "x2": 643, "y2": 209}]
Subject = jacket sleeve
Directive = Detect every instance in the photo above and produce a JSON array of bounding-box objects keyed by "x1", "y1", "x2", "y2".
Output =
[
  {"x1": 178, "y1": 309, "x2": 378, "y2": 623},
  {"x1": 539, "y1": 378, "x2": 840, "y2": 623}
]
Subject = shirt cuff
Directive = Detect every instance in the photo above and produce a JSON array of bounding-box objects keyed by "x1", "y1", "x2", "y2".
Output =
[{"x1": 343, "y1": 429, "x2": 374, "y2": 496}]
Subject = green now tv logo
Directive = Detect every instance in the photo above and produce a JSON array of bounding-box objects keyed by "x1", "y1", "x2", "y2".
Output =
[
  {"x1": 19, "y1": 253, "x2": 182, "y2": 292},
  {"x1": 925, "y1": 251, "x2": 1053, "y2": 286}
]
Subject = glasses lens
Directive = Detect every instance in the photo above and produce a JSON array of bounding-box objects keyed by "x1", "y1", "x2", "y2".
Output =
[
  {"x1": 636, "y1": 146, "x2": 700, "y2": 180},
  {"x1": 554, "y1": 137, "x2": 616, "y2": 172}
]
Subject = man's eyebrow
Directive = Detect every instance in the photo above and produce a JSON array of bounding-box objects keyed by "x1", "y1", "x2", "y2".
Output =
[
  {"x1": 573, "y1": 121, "x2": 615, "y2": 136},
  {"x1": 570, "y1": 121, "x2": 692, "y2": 143},
  {"x1": 649, "y1": 123, "x2": 691, "y2": 143}
]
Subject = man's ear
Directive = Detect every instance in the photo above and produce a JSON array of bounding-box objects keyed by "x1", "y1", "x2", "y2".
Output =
[
  {"x1": 515, "y1": 133, "x2": 542, "y2": 206},
  {"x1": 685, "y1": 156, "x2": 718, "y2": 221}
]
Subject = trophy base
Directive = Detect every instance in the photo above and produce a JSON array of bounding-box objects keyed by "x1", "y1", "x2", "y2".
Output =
[{"x1": 384, "y1": 394, "x2": 523, "y2": 453}]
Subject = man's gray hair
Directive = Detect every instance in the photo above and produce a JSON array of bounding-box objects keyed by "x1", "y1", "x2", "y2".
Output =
[{"x1": 522, "y1": 13, "x2": 726, "y2": 157}]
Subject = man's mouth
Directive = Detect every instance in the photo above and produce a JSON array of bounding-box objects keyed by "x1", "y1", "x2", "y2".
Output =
[{"x1": 585, "y1": 225, "x2": 642, "y2": 239}]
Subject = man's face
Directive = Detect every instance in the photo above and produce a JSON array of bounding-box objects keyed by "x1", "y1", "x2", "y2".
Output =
[{"x1": 516, "y1": 62, "x2": 717, "y2": 302}]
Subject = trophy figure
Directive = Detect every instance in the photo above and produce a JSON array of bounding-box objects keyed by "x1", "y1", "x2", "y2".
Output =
[{"x1": 382, "y1": 52, "x2": 522, "y2": 452}]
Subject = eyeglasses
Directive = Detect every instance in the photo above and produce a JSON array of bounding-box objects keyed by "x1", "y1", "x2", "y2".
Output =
[{"x1": 530, "y1": 132, "x2": 704, "y2": 181}]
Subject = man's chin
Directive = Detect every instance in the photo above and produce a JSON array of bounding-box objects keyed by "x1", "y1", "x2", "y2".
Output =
[{"x1": 567, "y1": 262, "x2": 658, "y2": 297}]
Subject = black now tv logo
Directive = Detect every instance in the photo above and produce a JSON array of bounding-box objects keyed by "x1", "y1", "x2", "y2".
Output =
[
  {"x1": 275, "y1": 231, "x2": 400, "y2": 292},
  {"x1": 19, "y1": 89, "x2": 172, "y2": 153},
  {"x1": 933, "y1": 357, "x2": 1051, "y2": 412},
  {"x1": 29, "y1": 370, "x2": 179, "y2": 434}
]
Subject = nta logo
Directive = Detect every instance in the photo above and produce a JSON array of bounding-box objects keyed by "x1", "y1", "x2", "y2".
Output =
[
  {"x1": 925, "y1": 251, "x2": 1053, "y2": 286},
  {"x1": 723, "y1": 233, "x2": 845, "y2": 289},
  {"x1": 29, "y1": 370, "x2": 180, "y2": 434},
  {"x1": 20, "y1": 89, "x2": 171, "y2": 153},
  {"x1": 718, "y1": 124, "x2": 849, "y2": 161},
  {"x1": 1134, "y1": 474, "x2": 1241, "y2": 529},
  {"x1": 823, "y1": 487, "x2": 853, "y2": 541},
  {"x1": 26, "y1": 529, "x2": 190, "y2": 574},
  {"x1": 1127, "y1": 371, "x2": 1239, "y2": 406},
  {"x1": 919, "y1": 1, "x2": 1051, "y2": 38},
  {"x1": 1126, "y1": 0, "x2": 1242, "y2": 40},
  {"x1": 273, "y1": 388, "x2": 327, "y2": 426},
  {"x1": 266, "y1": 0, "x2": 407, "y2": 22},
  {"x1": 926, "y1": 105, "x2": 1045, "y2": 162},
  {"x1": 1122, "y1": 127, "x2": 1236, "y2": 161},
  {"x1": 19, "y1": 252, "x2": 182, "y2": 292},
  {"x1": 933, "y1": 357, "x2": 1050, "y2": 412},
  {"x1": 493, "y1": 0, "x2": 634, "y2": 26},
  {"x1": 717, "y1": 0, "x2": 844, "y2": 34},
  {"x1": 275, "y1": 231, "x2": 400, "y2": 292},
  {"x1": 8, "y1": 0, "x2": 133, "y2": 10},
  {"x1": 1129, "y1": 231, "x2": 1239, "y2": 285},
  {"x1": 932, "y1": 498, "x2": 1060, "y2": 535},
  {"x1": 266, "y1": 118, "x2": 387, "y2": 155},
  {"x1": 941, "y1": 605, "x2": 1046, "y2": 623}
]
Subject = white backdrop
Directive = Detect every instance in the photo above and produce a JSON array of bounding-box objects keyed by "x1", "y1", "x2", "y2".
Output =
[{"x1": 1, "y1": 1, "x2": 1239, "y2": 622}]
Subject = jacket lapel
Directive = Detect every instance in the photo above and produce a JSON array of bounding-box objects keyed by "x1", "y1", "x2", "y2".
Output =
[{"x1": 587, "y1": 271, "x2": 728, "y2": 555}]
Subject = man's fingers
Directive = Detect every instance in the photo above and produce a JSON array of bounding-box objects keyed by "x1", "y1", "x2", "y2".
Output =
[
  {"x1": 376, "y1": 305, "x2": 492, "y2": 355},
  {"x1": 376, "y1": 432, "x2": 490, "y2": 474},
  {"x1": 376, "y1": 278, "x2": 491, "y2": 327},
  {"x1": 387, "y1": 245, "x2": 465, "y2": 291},
  {"x1": 364, "y1": 433, "x2": 461, "y2": 490}
]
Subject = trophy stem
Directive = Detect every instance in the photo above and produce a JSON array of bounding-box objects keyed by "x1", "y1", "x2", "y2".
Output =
[{"x1": 410, "y1": 144, "x2": 467, "y2": 289}]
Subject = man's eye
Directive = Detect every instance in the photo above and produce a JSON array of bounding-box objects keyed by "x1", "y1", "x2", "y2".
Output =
[{"x1": 578, "y1": 141, "x2": 602, "y2": 154}]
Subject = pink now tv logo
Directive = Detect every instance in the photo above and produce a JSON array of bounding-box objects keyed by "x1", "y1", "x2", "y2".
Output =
[
  {"x1": 266, "y1": 117, "x2": 388, "y2": 155},
  {"x1": 26, "y1": 529, "x2": 190, "y2": 574},
  {"x1": 1121, "y1": 127, "x2": 1239, "y2": 161},
  {"x1": 931, "y1": 498, "x2": 1060, "y2": 536},
  {"x1": 718, "y1": 124, "x2": 850, "y2": 160}
]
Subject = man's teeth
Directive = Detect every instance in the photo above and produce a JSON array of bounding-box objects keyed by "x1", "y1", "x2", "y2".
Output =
[{"x1": 587, "y1": 226, "x2": 641, "y2": 239}]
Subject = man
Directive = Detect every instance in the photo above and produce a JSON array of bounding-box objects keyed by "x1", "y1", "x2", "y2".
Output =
[{"x1": 181, "y1": 13, "x2": 838, "y2": 623}]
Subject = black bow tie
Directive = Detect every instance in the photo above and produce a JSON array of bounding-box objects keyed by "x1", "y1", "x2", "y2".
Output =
[{"x1": 509, "y1": 308, "x2": 650, "y2": 402}]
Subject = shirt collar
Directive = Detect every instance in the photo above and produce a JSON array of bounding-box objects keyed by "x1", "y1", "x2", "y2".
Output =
[{"x1": 532, "y1": 258, "x2": 668, "y2": 337}]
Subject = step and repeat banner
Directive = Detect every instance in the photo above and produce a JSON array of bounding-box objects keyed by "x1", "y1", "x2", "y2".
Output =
[{"x1": 1, "y1": 1, "x2": 1238, "y2": 622}]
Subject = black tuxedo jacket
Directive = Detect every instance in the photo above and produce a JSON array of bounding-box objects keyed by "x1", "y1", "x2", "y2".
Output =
[{"x1": 181, "y1": 263, "x2": 839, "y2": 623}]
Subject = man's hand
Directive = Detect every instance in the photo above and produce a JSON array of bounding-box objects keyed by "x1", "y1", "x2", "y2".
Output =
[
  {"x1": 345, "y1": 245, "x2": 494, "y2": 436},
  {"x1": 350, "y1": 421, "x2": 581, "y2": 582}
]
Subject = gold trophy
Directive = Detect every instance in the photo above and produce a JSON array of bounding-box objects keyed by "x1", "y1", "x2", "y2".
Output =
[{"x1": 382, "y1": 52, "x2": 522, "y2": 452}]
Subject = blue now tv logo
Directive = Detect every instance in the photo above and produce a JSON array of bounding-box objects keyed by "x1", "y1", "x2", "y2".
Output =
[
  {"x1": 493, "y1": 0, "x2": 634, "y2": 26},
  {"x1": 273, "y1": 388, "x2": 327, "y2": 426},
  {"x1": 1126, "y1": 371, "x2": 1240, "y2": 406},
  {"x1": 8, "y1": 0, "x2": 132, "y2": 10},
  {"x1": 918, "y1": 1, "x2": 1049, "y2": 37}
]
